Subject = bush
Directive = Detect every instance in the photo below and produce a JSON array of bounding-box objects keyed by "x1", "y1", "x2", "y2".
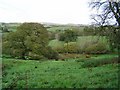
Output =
[
  {"x1": 85, "y1": 42, "x2": 109, "y2": 54},
  {"x1": 59, "y1": 30, "x2": 78, "y2": 42},
  {"x1": 53, "y1": 46, "x2": 65, "y2": 53},
  {"x1": 42, "y1": 46, "x2": 59, "y2": 60},
  {"x1": 64, "y1": 42, "x2": 79, "y2": 53},
  {"x1": 76, "y1": 36, "x2": 110, "y2": 54}
]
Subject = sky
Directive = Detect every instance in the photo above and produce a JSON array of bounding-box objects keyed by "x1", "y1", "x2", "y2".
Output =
[{"x1": 0, "y1": 0, "x2": 92, "y2": 24}]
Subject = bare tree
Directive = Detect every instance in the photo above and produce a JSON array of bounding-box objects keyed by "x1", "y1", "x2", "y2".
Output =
[{"x1": 89, "y1": 0, "x2": 120, "y2": 60}]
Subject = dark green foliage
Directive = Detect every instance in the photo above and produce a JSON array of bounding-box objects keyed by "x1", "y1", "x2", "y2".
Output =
[
  {"x1": 41, "y1": 46, "x2": 59, "y2": 60},
  {"x1": 83, "y1": 26, "x2": 96, "y2": 36},
  {"x1": 105, "y1": 26, "x2": 120, "y2": 52},
  {"x1": 59, "y1": 29, "x2": 78, "y2": 42},
  {"x1": 59, "y1": 32, "x2": 65, "y2": 41},
  {"x1": 2, "y1": 23, "x2": 58, "y2": 60},
  {"x1": 93, "y1": 26, "x2": 120, "y2": 52}
]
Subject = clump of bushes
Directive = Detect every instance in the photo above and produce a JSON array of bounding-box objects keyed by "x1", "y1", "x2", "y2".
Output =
[
  {"x1": 53, "y1": 45, "x2": 64, "y2": 53},
  {"x1": 24, "y1": 46, "x2": 59, "y2": 60},
  {"x1": 42, "y1": 46, "x2": 59, "y2": 60},
  {"x1": 76, "y1": 36, "x2": 110, "y2": 54},
  {"x1": 85, "y1": 42, "x2": 109, "y2": 54},
  {"x1": 64, "y1": 42, "x2": 79, "y2": 53}
]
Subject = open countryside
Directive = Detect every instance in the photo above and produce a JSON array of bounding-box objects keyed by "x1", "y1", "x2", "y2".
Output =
[
  {"x1": 1, "y1": 0, "x2": 120, "y2": 89},
  {"x1": 1, "y1": 22, "x2": 119, "y2": 89}
]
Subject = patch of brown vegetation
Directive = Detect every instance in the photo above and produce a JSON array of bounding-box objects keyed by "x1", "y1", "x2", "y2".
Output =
[
  {"x1": 58, "y1": 53, "x2": 82, "y2": 60},
  {"x1": 85, "y1": 55, "x2": 91, "y2": 58}
]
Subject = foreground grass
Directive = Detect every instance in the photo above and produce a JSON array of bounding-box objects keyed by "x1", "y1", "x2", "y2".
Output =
[{"x1": 2, "y1": 54, "x2": 119, "y2": 89}]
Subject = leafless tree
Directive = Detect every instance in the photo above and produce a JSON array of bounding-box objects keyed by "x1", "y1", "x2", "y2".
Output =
[{"x1": 89, "y1": 0, "x2": 120, "y2": 60}]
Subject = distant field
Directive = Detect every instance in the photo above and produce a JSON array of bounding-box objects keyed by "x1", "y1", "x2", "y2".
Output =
[
  {"x1": 77, "y1": 36, "x2": 108, "y2": 43},
  {"x1": 48, "y1": 39, "x2": 64, "y2": 48},
  {"x1": 2, "y1": 54, "x2": 118, "y2": 88},
  {"x1": 47, "y1": 26, "x2": 84, "y2": 32}
]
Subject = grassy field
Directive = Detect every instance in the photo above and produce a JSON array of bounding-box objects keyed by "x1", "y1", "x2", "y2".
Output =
[
  {"x1": 48, "y1": 39, "x2": 64, "y2": 47},
  {"x1": 47, "y1": 26, "x2": 84, "y2": 32},
  {"x1": 2, "y1": 54, "x2": 119, "y2": 89}
]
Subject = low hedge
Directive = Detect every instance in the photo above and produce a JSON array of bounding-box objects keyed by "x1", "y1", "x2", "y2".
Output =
[
  {"x1": 85, "y1": 42, "x2": 109, "y2": 54},
  {"x1": 81, "y1": 57, "x2": 118, "y2": 68}
]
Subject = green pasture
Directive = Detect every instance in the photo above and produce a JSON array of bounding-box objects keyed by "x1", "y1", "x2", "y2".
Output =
[{"x1": 2, "y1": 54, "x2": 119, "y2": 88}]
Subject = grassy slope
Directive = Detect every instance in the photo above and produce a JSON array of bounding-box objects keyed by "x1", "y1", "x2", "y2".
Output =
[
  {"x1": 2, "y1": 54, "x2": 119, "y2": 88},
  {"x1": 48, "y1": 39, "x2": 64, "y2": 49}
]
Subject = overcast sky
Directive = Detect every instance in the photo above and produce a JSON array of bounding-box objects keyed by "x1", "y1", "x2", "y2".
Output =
[{"x1": 0, "y1": 0, "x2": 92, "y2": 24}]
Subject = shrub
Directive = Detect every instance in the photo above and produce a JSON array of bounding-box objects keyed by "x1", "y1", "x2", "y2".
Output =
[
  {"x1": 42, "y1": 46, "x2": 59, "y2": 60},
  {"x1": 76, "y1": 36, "x2": 110, "y2": 54},
  {"x1": 64, "y1": 42, "x2": 79, "y2": 53},
  {"x1": 53, "y1": 46, "x2": 65, "y2": 53},
  {"x1": 85, "y1": 42, "x2": 109, "y2": 54},
  {"x1": 12, "y1": 49, "x2": 25, "y2": 59},
  {"x1": 59, "y1": 30, "x2": 78, "y2": 42}
]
